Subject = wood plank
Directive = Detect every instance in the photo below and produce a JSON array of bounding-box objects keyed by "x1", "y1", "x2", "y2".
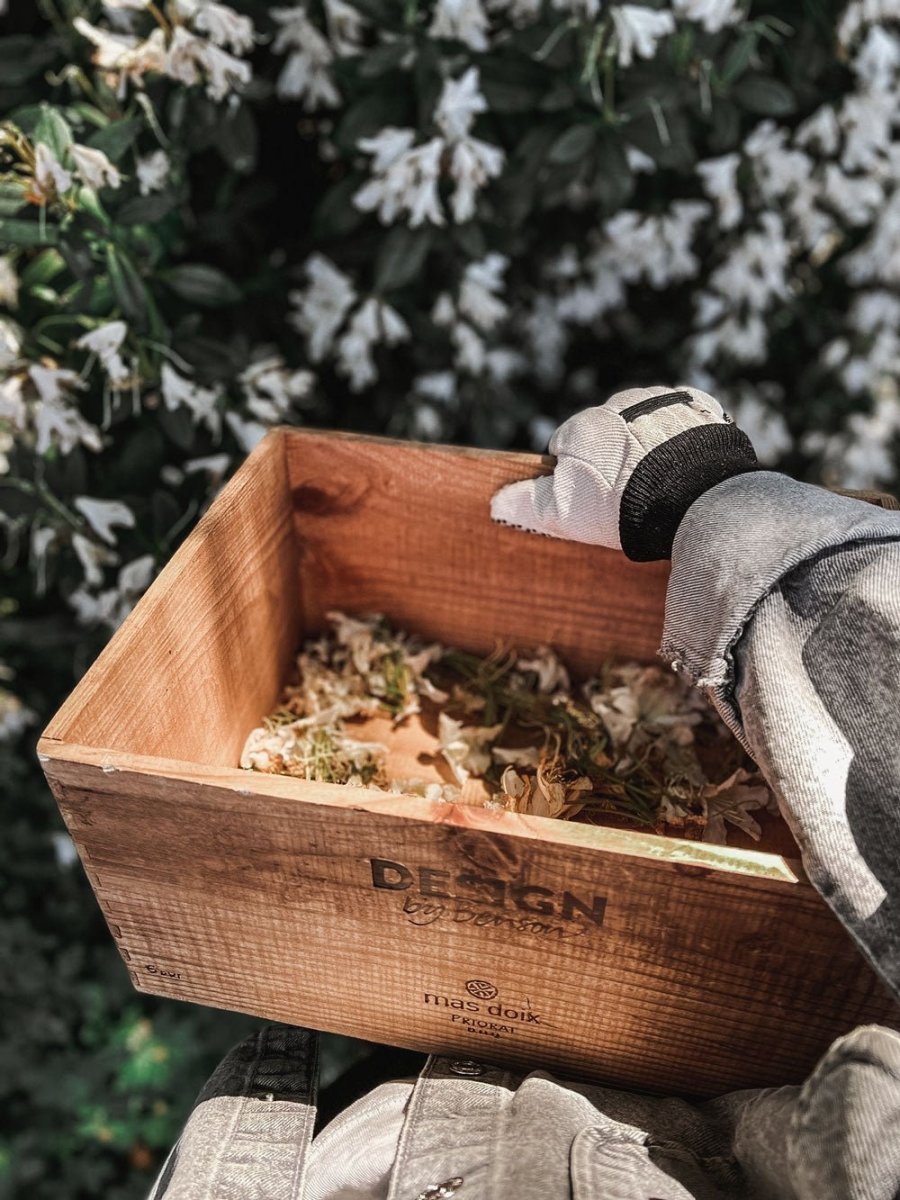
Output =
[
  {"x1": 284, "y1": 430, "x2": 671, "y2": 675},
  {"x1": 40, "y1": 751, "x2": 898, "y2": 1096},
  {"x1": 37, "y1": 740, "x2": 806, "y2": 884},
  {"x1": 40, "y1": 430, "x2": 300, "y2": 766}
]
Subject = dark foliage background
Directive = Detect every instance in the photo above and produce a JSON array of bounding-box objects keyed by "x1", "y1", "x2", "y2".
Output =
[{"x1": 2, "y1": 0, "x2": 899, "y2": 1192}]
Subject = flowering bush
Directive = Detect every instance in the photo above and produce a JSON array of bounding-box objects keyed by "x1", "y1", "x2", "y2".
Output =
[
  {"x1": 3, "y1": 0, "x2": 900, "y2": 636},
  {"x1": 3, "y1": 0, "x2": 900, "y2": 1192}
]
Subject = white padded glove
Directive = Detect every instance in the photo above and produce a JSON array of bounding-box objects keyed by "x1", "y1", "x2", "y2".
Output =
[{"x1": 490, "y1": 385, "x2": 759, "y2": 561}]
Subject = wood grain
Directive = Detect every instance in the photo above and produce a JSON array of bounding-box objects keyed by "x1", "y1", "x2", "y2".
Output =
[
  {"x1": 285, "y1": 430, "x2": 671, "y2": 676},
  {"x1": 38, "y1": 744, "x2": 897, "y2": 1096},
  {"x1": 41, "y1": 431, "x2": 300, "y2": 767},
  {"x1": 36, "y1": 426, "x2": 900, "y2": 1096}
]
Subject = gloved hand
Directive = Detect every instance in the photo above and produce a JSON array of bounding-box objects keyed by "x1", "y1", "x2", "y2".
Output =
[{"x1": 490, "y1": 385, "x2": 759, "y2": 561}]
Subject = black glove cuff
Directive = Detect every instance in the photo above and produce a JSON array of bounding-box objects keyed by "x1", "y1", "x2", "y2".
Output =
[{"x1": 619, "y1": 423, "x2": 760, "y2": 562}]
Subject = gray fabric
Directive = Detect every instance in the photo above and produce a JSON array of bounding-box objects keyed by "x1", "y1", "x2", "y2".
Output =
[
  {"x1": 148, "y1": 1026, "x2": 318, "y2": 1200},
  {"x1": 662, "y1": 470, "x2": 900, "y2": 995},
  {"x1": 152, "y1": 1026, "x2": 900, "y2": 1199}
]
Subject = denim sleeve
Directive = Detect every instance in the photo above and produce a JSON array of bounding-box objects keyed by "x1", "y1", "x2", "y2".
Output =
[{"x1": 660, "y1": 471, "x2": 900, "y2": 998}]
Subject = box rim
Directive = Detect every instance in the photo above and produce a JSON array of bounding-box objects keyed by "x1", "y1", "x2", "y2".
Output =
[{"x1": 37, "y1": 736, "x2": 807, "y2": 887}]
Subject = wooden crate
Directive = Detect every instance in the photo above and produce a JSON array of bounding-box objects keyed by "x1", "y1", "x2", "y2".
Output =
[{"x1": 38, "y1": 428, "x2": 899, "y2": 1096}]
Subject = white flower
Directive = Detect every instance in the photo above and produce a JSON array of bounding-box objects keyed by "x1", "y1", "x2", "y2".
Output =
[
  {"x1": 795, "y1": 105, "x2": 841, "y2": 156},
  {"x1": 118, "y1": 553, "x2": 155, "y2": 593},
  {"x1": 0, "y1": 376, "x2": 26, "y2": 432},
  {"x1": 136, "y1": 148, "x2": 171, "y2": 195},
  {"x1": 0, "y1": 257, "x2": 18, "y2": 308},
  {"x1": 852, "y1": 23, "x2": 900, "y2": 88},
  {"x1": 516, "y1": 646, "x2": 570, "y2": 694},
  {"x1": 335, "y1": 298, "x2": 410, "y2": 391},
  {"x1": 0, "y1": 687, "x2": 36, "y2": 743},
  {"x1": 355, "y1": 133, "x2": 445, "y2": 227},
  {"x1": 76, "y1": 320, "x2": 130, "y2": 384},
  {"x1": 68, "y1": 553, "x2": 155, "y2": 629},
  {"x1": 355, "y1": 71, "x2": 503, "y2": 227},
  {"x1": 70, "y1": 143, "x2": 121, "y2": 191},
  {"x1": 414, "y1": 371, "x2": 457, "y2": 406},
  {"x1": 289, "y1": 255, "x2": 357, "y2": 361},
  {"x1": 0, "y1": 318, "x2": 22, "y2": 370},
  {"x1": 31, "y1": 143, "x2": 72, "y2": 203},
  {"x1": 240, "y1": 356, "x2": 314, "y2": 421},
  {"x1": 324, "y1": 0, "x2": 366, "y2": 54},
  {"x1": 184, "y1": 452, "x2": 231, "y2": 481},
  {"x1": 726, "y1": 386, "x2": 792, "y2": 465},
  {"x1": 176, "y1": 0, "x2": 256, "y2": 54},
  {"x1": 458, "y1": 254, "x2": 508, "y2": 331},
  {"x1": 32, "y1": 397, "x2": 102, "y2": 457},
  {"x1": 225, "y1": 410, "x2": 267, "y2": 452},
  {"x1": 437, "y1": 711, "x2": 503, "y2": 784},
  {"x1": 448, "y1": 136, "x2": 504, "y2": 223},
  {"x1": 611, "y1": 6, "x2": 676, "y2": 68},
  {"x1": 68, "y1": 585, "x2": 122, "y2": 627},
  {"x1": 429, "y1": 0, "x2": 490, "y2": 50},
  {"x1": 487, "y1": 0, "x2": 542, "y2": 24},
  {"x1": 165, "y1": 26, "x2": 251, "y2": 101},
  {"x1": 451, "y1": 321, "x2": 486, "y2": 374},
  {"x1": 697, "y1": 153, "x2": 742, "y2": 229},
  {"x1": 271, "y1": 6, "x2": 339, "y2": 108},
  {"x1": 435, "y1": 67, "x2": 486, "y2": 141},
  {"x1": 73, "y1": 17, "x2": 167, "y2": 84},
  {"x1": 74, "y1": 496, "x2": 136, "y2": 545},
  {"x1": 30, "y1": 525, "x2": 57, "y2": 595},
  {"x1": 160, "y1": 363, "x2": 222, "y2": 436},
  {"x1": 552, "y1": 0, "x2": 600, "y2": 16},
  {"x1": 672, "y1": 0, "x2": 743, "y2": 32},
  {"x1": 72, "y1": 532, "x2": 118, "y2": 588},
  {"x1": 838, "y1": 0, "x2": 900, "y2": 48}
]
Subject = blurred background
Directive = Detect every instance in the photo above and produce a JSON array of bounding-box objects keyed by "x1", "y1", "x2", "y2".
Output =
[{"x1": 2, "y1": 0, "x2": 899, "y2": 1193}]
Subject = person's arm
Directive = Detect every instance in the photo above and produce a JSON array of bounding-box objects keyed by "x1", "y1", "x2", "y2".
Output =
[{"x1": 492, "y1": 387, "x2": 900, "y2": 997}]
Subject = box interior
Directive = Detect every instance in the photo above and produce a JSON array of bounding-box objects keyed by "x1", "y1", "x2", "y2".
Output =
[{"x1": 44, "y1": 427, "x2": 798, "y2": 855}]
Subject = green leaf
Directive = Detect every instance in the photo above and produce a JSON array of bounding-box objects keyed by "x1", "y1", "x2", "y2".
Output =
[
  {"x1": 87, "y1": 119, "x2": 142, "y2": 163},
  {"x1": 334, "y1": 91, "x2": 409, "y2": 153},
  {"x1": 106, "y1": 244, "x2": 148, "y2": 323},
  {"x1": 709, "y1": 100, "x2": 740, "y2": 152},
  {"x1": 594, "y1": 137, "x2": 634, "y2": 212},
  {"x1": 374, "y1": 226, "x2": 433, "y2": 292},
  {"x1": 453, "y1": 222, "x2": 487, "y2": 259},
  {"x1": 548, "y1": 124, "x2": 596, "y2": 164},
  {"x1": 162, "y1": 264, "x2": 241, "y2": 307},
  {"x1": 32, "y1": 104, "x2": 73, "y2": 161},
  {"x1": 732, "y1": 75, "x2": 797, "y2": 116},
  {"x1": 480, "y1": 80, "x2": 538, "y2": 114},
  {"x1": 0, "y1": 36, "x2": 57, "y2": 86},
  {"x1": 625, "y1": 107, "x2": 695, "y2": 170},
  {"x1": 344, "y1": 0, "x2": 395, "y2": 25},
  {"x1": 0, "y1": 217, "x2": 57, "y2": 247},
  {"x1": 212, "y1": 104, "x2": 258, "y2": 175},
  {"x1": 719, "y1": 32, "x2": 758, "y2": 85},
  {"x1": 19, "y1": 249, "x2": 66, "y2": 290},
  {"x1": 157, "y1": 400, "x2": 197, "y2": 450},
  {"x1": 311, "y1": 175, "x2": 367, "y2": 240},
  {"x1": 358, "y1": 41, "x2": 410, "y2": 79},
  {"x1": 0, "y1": 181, "x2": 27, "y2": 218},
  {"x1": 116, "y1": 192, "x2": 180, "y2": 226}
]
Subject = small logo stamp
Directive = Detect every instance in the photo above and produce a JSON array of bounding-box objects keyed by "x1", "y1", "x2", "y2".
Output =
[{"x1": 465, "y1": 979, "x2": 498, "y2": 1000}]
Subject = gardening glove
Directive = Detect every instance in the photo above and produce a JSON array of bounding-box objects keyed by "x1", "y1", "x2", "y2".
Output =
[{"x1": 490, "y1": 385, "x2": 759, "y2": 561}]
